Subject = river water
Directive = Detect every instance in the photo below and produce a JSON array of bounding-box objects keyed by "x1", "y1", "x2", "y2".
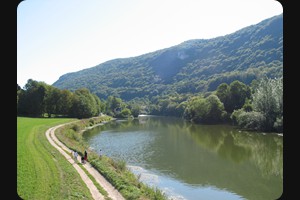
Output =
[{"x1": 83, "y1": 115, "x2": 283, "y2": 200}]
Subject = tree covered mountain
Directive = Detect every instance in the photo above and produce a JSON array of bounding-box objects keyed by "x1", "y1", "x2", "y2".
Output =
[{"x1": 53, "y1": 14, "x2": 283, "y2": 101}]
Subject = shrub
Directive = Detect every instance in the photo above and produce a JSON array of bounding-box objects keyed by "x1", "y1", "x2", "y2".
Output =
[
  {"x1": 230, "y1": 108, "x2": 244, "y2": 125},
  {"x1": 71, "y1": 124, "x2": 81, "y2": 132},
  {"x1": 237, "y1": 111, "x2": 266, "y2": 131}
]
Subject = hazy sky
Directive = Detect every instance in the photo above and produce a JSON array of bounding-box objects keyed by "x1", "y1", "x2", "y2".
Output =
[{"x1": 17, "y1": 0, "x2": 283, "y2": 88}]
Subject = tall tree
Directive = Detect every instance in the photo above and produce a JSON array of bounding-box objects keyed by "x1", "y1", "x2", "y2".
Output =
[
  {"x1": 205, "y1": 94, "x2": 226, "y2": 123},
  {"x1": 18, "y1": 79, "x2": 47, "y2": 117},
  {"x1": 44, "y1": 86, "x2": 61, "y2": 117},
  {"x1": 216, "y1": 83, "x2": 230, "y2": 112},
  {"x1": 57, "y1": 89, "x2": 74, "y2": 116},
  {"x1": 228, "y1": 80, "x2": 251, "y2": 113},
  {"x1": 70, "y1": 88, "x2": 98, "y2": 118},
  {"x1": 252, "y1": 77, "x2": 283, "y2": 131}
]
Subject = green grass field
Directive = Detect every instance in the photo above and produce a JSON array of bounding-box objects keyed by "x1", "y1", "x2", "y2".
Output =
[{"x1": 17, "y1": 117, "x2": 94, "y2": 200}]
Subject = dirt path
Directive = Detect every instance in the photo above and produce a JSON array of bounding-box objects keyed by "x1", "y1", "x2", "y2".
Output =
[{"x1": 45, "y1": 123, "x2": 125, "y2": 200}]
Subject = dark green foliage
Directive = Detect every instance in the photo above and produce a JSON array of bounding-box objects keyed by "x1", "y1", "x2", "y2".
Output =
[
  {"x1": 216, "y1": 83, "x2": 230, "y2": 112},
  {"x1": 105, "y1": 96, "x2": 129, "y2": 117},
  {"x1": 119, "y1": 108, "x2": 132, "y2": 118},
  {"x1": 18, "y1": 79, "x2": 47, "y2": 117},
  {"x1": 242, "y1": 99, "x2": 253, "y2": 112},
  {"x1": 205, "y1": 95, "x2": 226, "y2": 123},
  {"x1": 230, "y1": 109, "x2": 244, "y2": 126},
  {"x1": 227, "y1": 81, "x2": 251, "y2": 113},
  {"x1": 183, "y1": 94, "x2": 226, "y2": 124},
  {"x1": 216, "y1": 80, "x2": 251, "y2": 113},
  {"x1": 236, "y1": 111, "x2": 266, "y2": 131},
  {"x1": 53, "y1": 14, "x2": 283, "y2": 101},
  {"x1": 231, "y1": 77, "x2": 283, "y2": 132},
  {"x1": 69, "y1": 88, "x2": 100, "y2": 118},
  {"x1": 17, "y1": 79, "x2": 105, "y2": 119},
  {"x1": 44, "y1": 86, "x2": 61, "y2": 117}
]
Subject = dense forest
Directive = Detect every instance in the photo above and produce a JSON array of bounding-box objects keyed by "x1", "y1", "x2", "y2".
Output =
[
  {"x1": 53, "y1": 14, "x2": 282, "y2": 101},
  {"x1": 17, "y1": 14, "x2": 283, "y2": 133}
]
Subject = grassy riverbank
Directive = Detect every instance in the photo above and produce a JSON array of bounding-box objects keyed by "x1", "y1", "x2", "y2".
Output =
[
  {"x1": 17, "y1": 116, "x2": 167, "y2": 200},
  {"x1": 55, "y1": 116, "x2": 167, "y2": 200},
  {"x1": 17, "y1": 117, "x2": 94, "y2": 200}
]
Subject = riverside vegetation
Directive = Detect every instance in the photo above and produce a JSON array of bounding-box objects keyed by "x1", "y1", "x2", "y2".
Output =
[
  {"x1": 17, "y1": 116, "x2": 167, "y2": 200},
  {"x1": 18, "y1": 75, "x2": 283, "y2": 133}
]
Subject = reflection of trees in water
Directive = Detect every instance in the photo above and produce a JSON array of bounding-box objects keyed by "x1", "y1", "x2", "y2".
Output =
[
  {"x1": 217, "y1": 134, "x2": 252, "y2": 163},
  {"x1": 187, "y1": 124, "x2": 226, "y2": 152},
  {"x1": 234, "y1": 133, "x2": 283, "y2": 179},
  {"x1": 84, "y1": 117, "x2": 283, "y2": 200},
  {"x1": 85, "y1": 118, "x2": 282, "y2": 180},
  {"x1": 186, "y1": 124, "x2": 283, "y2": 179}
]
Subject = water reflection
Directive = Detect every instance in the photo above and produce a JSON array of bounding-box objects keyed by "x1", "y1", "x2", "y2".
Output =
[{"x1": 83, "y1": 116, "x2": 283, "y2": 200}]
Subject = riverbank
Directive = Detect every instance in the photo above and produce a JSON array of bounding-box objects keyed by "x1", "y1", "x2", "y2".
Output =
[
  {"x1": 46, "y1": 121, "x2": 124, "y2": 200},
  {"x1": 54, "y1": 115, "x2": 167, "y2": 200}
]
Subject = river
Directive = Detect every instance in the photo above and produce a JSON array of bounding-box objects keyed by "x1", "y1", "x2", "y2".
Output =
[{"x1": 83, "y1": 115, "x2": 283, "y2": 200}]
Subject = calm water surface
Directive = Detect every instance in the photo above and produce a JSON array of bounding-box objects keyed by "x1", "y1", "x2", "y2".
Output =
[{"x1": 83, "y1": 116, "x2": 283, "y2": 200}]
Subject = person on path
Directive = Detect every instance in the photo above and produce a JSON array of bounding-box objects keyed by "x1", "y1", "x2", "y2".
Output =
[
  {"x1": 74, "y1": 151, "x2": 78, "y2": 162},
  {"x1": 84, "y1": 150, "x2": 88, "y2": 162}
]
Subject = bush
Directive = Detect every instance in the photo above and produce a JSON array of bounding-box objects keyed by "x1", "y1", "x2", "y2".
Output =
[
  {"x1": 230, "y1": 109, "x2": 244, "y2": 125},
  {"x1": 237, "y1": 111, "x2": 266, "y2": 131},
  {"x1": 71, "y1": 124, "x2": 81, "y2": 132}
]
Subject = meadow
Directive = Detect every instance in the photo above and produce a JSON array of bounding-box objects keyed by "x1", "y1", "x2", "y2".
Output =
[{"x1": 17, "y1": 117, "x2": 94, "y2": 200}]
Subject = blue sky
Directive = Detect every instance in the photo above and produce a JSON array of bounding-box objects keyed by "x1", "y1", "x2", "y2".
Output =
[{"x1": 17, "y1": 0, "x2": 283, "y2": 88}]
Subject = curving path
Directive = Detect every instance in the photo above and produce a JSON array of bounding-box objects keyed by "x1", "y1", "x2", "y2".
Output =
[{"x1": 45, "y1": 123, "x2": 125, "y2": 200}]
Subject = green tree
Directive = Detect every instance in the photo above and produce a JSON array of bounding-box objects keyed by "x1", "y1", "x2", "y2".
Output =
[
  {"x1": 227, "y1": 80, "x2": 251, "y2": 113},
  {"x1": 117, "y1": 108, "x2": 132, "y2": 118},
  {"x1": 57, "y1": 89, "x2": 74, "y2": 116},
  {"x1": 106, "y1": 96, "x2": 123, "y2": 116},
  {"x1": 252, "y1": 77, "x2": 283, "y2": 131},
  {"x1": 128, "y1": 104, "x2": 141, "y2": 117},
  {"x1": 184, "y1": 96, "x2": 207, "y2": 123},
  {"x1": 204, "y1": 94, "x2": 226, "y2": 123},
  {"x1": 44, "y1": 86, "x2": 61, "y2": 117},
  {"x1": 70, "y1": 88, "x2": 98, "y2": 118},
  {"x1": 92, "y1": 93, "x2": 102, "y2": 115},
  {"x1": 17, "y1": 79, "x2": 47, "y2": 117},
  {"x1": 216, "y1": 83, "x2": 230, "y2": 112}
]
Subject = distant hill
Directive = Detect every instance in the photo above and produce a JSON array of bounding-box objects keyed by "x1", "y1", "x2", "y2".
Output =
[{"x1": 53, "y1": 14, "x2": 283, "y2": 101}]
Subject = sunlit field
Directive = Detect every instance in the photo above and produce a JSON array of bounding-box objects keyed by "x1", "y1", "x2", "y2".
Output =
[{"x1": 17, "y1": 117, "x2": 94, "y2": 200}]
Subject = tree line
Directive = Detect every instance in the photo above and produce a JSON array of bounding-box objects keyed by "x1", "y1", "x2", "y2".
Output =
[
  {"x1": 133, "y1": 77, "x2": 282, "y2": 132},
  {"x1": 17, "y1": 79, "x2": 131, "y2": 119},
  {"x1": 17, "y1": 76, "x2": 283, "y2": 133}
]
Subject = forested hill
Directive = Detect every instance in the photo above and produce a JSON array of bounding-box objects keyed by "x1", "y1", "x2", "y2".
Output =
[{"x1": 53, "y1": 13, "x2": 283, "y2": 101}]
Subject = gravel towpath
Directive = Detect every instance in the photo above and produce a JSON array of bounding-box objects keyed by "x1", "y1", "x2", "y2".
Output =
[{"x1": 45, "y1": 123, "x2": 125, "y2": 200}]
